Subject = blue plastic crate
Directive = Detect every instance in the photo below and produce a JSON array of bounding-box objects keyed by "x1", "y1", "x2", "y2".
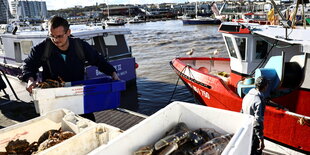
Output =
[
  {"x1": 73, "y1": 78, "x2": 126, "y2": 113},
  {"x1": 33, "y1": 78, "x2": 126, "y2": 115}
]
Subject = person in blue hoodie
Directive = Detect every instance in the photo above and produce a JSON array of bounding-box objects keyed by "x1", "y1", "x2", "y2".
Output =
[
  {"x1": 22, "y1": 16, "x2": 120, "y2": 121},
  {"x1": 241, "y1": 76, "x2": 268, "y2": 155}
]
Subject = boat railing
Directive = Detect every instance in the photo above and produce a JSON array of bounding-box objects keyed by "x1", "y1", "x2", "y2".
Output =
[{"x1": 286, "y1": 111, "x2": 310, "y2": 122}]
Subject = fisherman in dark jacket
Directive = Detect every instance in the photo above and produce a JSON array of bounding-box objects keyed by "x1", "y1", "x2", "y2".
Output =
[
  {"x1": 22, "y1": 16, "x2": 120, "y2": 121},
  {"x1": 241, "y1": 76, "x2": 268, "y2": 155}
]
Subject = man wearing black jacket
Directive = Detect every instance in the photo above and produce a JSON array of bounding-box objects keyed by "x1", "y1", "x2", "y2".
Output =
[{"x1": 22, "y1": 16, "x2": 120, "y2": 121}]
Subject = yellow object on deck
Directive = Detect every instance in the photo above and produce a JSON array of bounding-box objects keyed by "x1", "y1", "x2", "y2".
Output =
[{"x1": 268, "y1": 8, "x2": 275, "y2": 25}]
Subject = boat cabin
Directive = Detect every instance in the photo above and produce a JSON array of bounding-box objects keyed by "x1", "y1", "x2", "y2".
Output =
[
  {"x1": 0, "y1": 25, "x2": 136, "y2": 83},
  {"x1": 219, "y1": 22, "x2": 309, "y2": 98}
]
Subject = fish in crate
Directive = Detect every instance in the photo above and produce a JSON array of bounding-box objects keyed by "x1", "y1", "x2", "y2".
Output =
[{"x1": 134, "y1": 122, "x2": 233, "y2": 155}]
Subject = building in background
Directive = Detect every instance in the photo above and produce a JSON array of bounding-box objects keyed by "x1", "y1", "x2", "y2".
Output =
[
  {"x1": 10, "y1": 0, "x2": 47, "y2": 21},
  {"x1": 0, "y1": 0, "x2": 10, "y2": 24}
]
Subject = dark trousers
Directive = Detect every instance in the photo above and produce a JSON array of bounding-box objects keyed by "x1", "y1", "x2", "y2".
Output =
[
  {"x1": 79, "y1": 113, "x2": 96, "y2": 122},
  {"x1": 251, "y1": 135, "x2": 262, "y2": 155}
]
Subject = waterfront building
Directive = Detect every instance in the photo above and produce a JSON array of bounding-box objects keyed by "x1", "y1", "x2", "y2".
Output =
[
  {"x1": 0, "y1": 0, "x2": 10, "y2": 24},
  {"x1": 102, "y1": 6, "x2": 149, "y2": 17},
  {"x1": 10, "y1": 0, "x2": 47, "y2": 20},
  {"x1": 173, "y1": 2, "x2": 213, "y2": 17}
]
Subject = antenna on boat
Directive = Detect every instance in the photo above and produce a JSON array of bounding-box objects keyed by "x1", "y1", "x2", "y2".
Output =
[{"x1": 280, "y1": 20, "x2": 292, "y2": 40}]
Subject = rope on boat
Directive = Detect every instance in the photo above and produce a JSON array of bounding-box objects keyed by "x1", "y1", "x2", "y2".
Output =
[{"x1": 168, "y1": 64, "x2": 188, "y2": 104}]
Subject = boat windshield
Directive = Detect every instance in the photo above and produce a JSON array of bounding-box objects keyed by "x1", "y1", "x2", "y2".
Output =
[
  {"x1": 255, "y1": 40, "x2": 268, "y2": 59},
  {"x1": 235, "y1": 38, "x2": 246, "y2": 60},
  {"x1": 224, "y1": 36, "x2": 237, "y2": 59}
]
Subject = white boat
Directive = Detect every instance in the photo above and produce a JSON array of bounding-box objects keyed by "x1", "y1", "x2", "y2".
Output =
[
  {"x1": 104, "y1": 17, "x2": 126, "y2": 26},
  {"x1": 0, "y1": 25, "x2": 137, "y2": 85},
  {"x1": 127, "y1": 16, "x2": 145, "y2": 24}
]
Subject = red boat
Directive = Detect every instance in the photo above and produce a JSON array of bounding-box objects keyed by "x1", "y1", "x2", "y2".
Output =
[
  {"x1": 170, "y1": 22, "x2": 310, "y2": 153},
  {"x1": 232, "y1": 12, "x2": 271, "y2": 25}
]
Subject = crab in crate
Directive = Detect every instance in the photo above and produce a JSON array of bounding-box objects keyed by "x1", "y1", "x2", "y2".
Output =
[
  {"x1": 4, "y1": 128, "x2": 75, "y2": 154},
  {"x1": 37, "y1": 77, "x2": 65, "y2": 88},
  {"x1": 5, "y1": 139, "x2": 38, "y2": 154},
  {"x1": 36, "y1": 129, "x2": 75, "y2": 152}
]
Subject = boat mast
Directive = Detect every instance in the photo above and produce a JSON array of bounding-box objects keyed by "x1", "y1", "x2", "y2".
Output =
[
  {"x1": 5, "y1": 0, "x2": 9, "y2": 23},
  {"x1": 15, "y1": 0, "x2": 19, "y2": 21},
  {"x1": 195, "y1": 1, "x2": 198, "y2": 18},
  {"x1": 107, "y1": 0, "x2": 110, "y2": 18},
  {"x1": 302, "y1": 1, "x2": 306, "y2": 29}
]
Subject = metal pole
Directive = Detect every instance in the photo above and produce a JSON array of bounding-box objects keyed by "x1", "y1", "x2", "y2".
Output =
[{"x1": 0, "y1": 69, "x2": 19, "y2": 100}]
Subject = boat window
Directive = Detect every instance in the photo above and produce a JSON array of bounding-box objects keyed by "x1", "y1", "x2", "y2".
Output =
[
  {"x1": 224, "y1": 36, "x2": 237, "y2": 58},
  {"x1": 14, "y1": 42, "x2": 22, "y2": 63},
  {"x1": 235, "y1": 38, "x2": 246, "y2": 60},
  {"x1": 84, "y1": 38, "x2": 94, "y2": 46},
  {"x1": 20, "y1": 40, "x2": 33, "y2": 55},
  {"x1": 92, "y1": 36, "x2": 107, "y2": 57},
  {"x1": 103, "y1": 35, "x2": 117, "y2": 46},
  {"x1": 101, "y1": 35, "x2": 130, "y2": 59},
  {"x1": 255, "y1": 40, "x2": 268, "y2": 59}
]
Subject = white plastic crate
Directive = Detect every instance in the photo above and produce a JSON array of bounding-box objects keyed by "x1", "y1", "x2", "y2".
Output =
[
  {"x1": 89, "y1": 101, "x2": 254, "y2": 155},
  {"x1": 0, "y1": 109, "x2": 122, "y2": 154}
]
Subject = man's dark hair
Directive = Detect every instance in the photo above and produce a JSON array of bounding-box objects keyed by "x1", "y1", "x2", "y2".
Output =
[
  {"x1": 255, "y1": 76, "x2": 268, "y2": 90},
  {"x1": 48, "y1": 16, "x2": 69, "y2": 32}
]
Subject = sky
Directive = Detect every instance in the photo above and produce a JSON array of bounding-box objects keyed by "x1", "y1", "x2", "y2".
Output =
[{"x1": 9, "y1": 0, "x2": 206, "y2": 10}]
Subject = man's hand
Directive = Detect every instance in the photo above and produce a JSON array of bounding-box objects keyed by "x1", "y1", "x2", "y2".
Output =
[
  {"x1": 111, "y1": 72, "x2": 120, "y2": 80},
  {"x1": 26, "y1": 77, "x2": 37, "y2": 94},
  {"x1": 258, "y1": 138, "x2": 265, "y2": 151}
]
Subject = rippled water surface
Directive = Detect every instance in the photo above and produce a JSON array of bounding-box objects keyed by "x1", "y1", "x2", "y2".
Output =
[{"x1": 116, "y1": 20, "x2": 227, "y2": 115}]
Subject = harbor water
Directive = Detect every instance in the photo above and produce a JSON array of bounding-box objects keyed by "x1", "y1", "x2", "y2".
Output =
[{"x1": 117, "y1": 20, "x2": 227, "y2": 115}]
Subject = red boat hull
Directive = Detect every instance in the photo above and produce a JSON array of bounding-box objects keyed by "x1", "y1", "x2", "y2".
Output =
[{"x1": 171, "y1": 57, "x2": 310, "y2": 153}]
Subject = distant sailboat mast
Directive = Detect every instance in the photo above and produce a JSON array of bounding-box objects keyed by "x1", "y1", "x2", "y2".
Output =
[
  {"x1": 107, "y1": 0, "x2": 110, "y2": 18},
  {"x1": 195, "y1": 1, "x2": 198, "y2": 19}
]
